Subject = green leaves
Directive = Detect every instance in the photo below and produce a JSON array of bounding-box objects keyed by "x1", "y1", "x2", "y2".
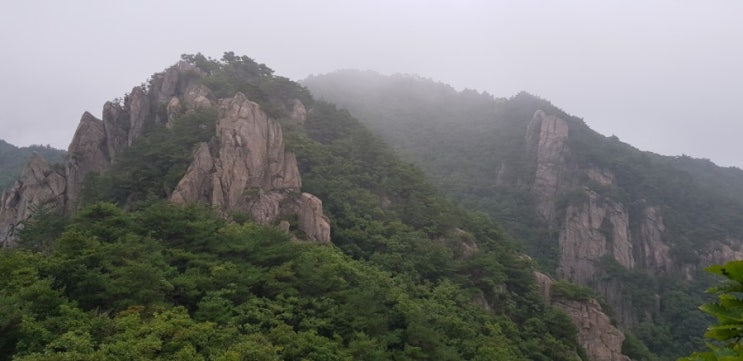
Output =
[{"x1": 680, "y1": 261, "x2": 743, "y2": 360}]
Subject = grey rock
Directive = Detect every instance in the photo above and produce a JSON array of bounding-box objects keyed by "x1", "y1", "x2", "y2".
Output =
[{"x1": 0, "y1": 154, "x2": 66, "y2": 247}]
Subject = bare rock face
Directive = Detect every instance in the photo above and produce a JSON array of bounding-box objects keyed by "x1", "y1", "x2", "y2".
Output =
[
  {"x1": 526, "y1": 110, "x2": 569, "y2": 225},
  {"x1": 172, "y1": 92, "x2": 330, "y2": 243},
  {"x1": 126, "y1": 86, "x2": 151, "y2": 146},
  {"x1": 557, "y1": 190, "x2": 634, "y2": 284},
  {"x1": 65, "y1": 112, "x2": 111, "y2": 211},
  {"x1": 535, "y1": 272, "x2": 631, "y2": 361},
  {"x1": 291, "y1": 193, "x2": 331, "y2": 242},
  {"x1": 0, "y1": 154, "x2": 66, "y2": 247},
  {"x1": 637, "y1": 206, "x2": 672, "y2": 272},
  {"x1": 102, "y1": 101, "x2": 130, "y2": 160},
  {"x1": 289, "y1": 99, "x2": 307, "y2": 123},
  {"x1": 556, "y1": 298, "x2": 631, "y2": 361}
]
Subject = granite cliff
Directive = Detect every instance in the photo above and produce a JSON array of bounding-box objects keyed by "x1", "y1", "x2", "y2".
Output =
[
  {"x1": 535, "y1": 272, "x2": 631, "y2": 361},
  {"x1": 0, "y1": 61, "x2": 330, "y2": 246}
]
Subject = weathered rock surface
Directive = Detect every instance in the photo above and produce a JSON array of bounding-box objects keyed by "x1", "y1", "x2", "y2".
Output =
[
  {"x1": 65, "y1": 112, "x2": 111, "y2": 211},
  {"x1": 126, "y1": 86, "x2": 151, "y2": 145},
  {"x1": 536, "y1": 272, "x2": 631, "y2": 361},
  {"x1": 0, "y1": 154, "x2": 66, "y2": 247},
  {"x1": 557, "y1": 190, "x2": 634, "y2": 284},
  {"x1": 0, "y1": 62, "x2": 330, "y2": 246},
  {"x1": 171, "y1": 92, "x2": 330, "y2": 243},
  {"x1": 526, "y1": 110, "x2": 569, "y2": 225},
  {"x1": 525, "y1": 109, "x2": 677, "y2": 326},
  {"x1": 289, "y1": 98, "x2": 307, "y2": 123}
]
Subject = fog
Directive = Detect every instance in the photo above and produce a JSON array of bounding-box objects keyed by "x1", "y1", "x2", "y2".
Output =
[{"x1": 1, "y1": 0, "x2": 741, "y2": 167}]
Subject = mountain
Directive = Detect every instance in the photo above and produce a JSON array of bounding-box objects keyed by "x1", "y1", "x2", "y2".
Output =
[
  {"x1": 0, "y1": 140, "x2": 65, "y2": 190},
  {"x1": 0, "y1": 53, "x2": 607, "y2": 360},
  {"x1": 304, "y1": 69, "x2": 743, "y2": 360}
]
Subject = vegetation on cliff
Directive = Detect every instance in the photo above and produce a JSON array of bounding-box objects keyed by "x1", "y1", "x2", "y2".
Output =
[
  {"x1": 0, "y1": 54, "x2": 586, "y2": 360},
  {"x1": 304, "y1": 70, "x2": 743, "y2": 360}
]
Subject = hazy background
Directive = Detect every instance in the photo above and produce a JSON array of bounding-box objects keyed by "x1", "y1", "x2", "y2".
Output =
[{"x1": 1, "y1": 0, "x2": 741, "y2": 167}]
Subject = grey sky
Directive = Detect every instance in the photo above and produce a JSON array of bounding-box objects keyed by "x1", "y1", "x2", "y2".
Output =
[{"x1": 1, "y1": 0, "x2": 741, "y2": 168}]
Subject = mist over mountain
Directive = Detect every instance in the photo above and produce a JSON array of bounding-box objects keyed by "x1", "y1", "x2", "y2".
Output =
[
  {"x1": 0, "y1": 53, "x2": 612, "y2": 361},
  {"x1": 305, "y1": 69, "x2": 743, "y2": 360},
  {"x1": 2, "y1": 51, "x2": 740, "y2": 360}
]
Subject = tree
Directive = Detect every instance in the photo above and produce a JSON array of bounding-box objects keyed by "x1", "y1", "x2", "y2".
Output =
[{"x1": 680, "y1": 260, "x2": 743, "y2": 361}]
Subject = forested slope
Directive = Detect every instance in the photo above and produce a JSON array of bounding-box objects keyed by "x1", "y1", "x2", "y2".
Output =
[
  {"x1": 0, "y1": 54, "x2": 588, "y2": 360},
  {"x1": 305, "y1": 70, "x2": 743, "y2": 360}
]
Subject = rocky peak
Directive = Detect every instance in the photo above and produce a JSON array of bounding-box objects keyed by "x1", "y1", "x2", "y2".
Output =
[
  {"x1": 525, "y1": 110, "x2": 569, "y2": 225},
  {"x1": 535, "y1": 272, "x2": 631, "y2": 361},
  {"x1": 0, "y1": 61, "x2": 330, "y2": 246},
  {"x1": 171, "y1": 92, "x2": 330, "y2": 243},
  {"x1": 0, "y1": 153, "x2": 66, "y2": 247},
  {"x1": 65, "y1": 112, "x2": 110, "y2": 211}
]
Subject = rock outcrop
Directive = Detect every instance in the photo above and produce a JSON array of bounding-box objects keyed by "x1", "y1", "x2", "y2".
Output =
[
  {"x1": 0, "y1": 61, "x2": 330, "y2": 246},
  {"x1": 0, "y1": 154, "x2": 66, "y2": 247},
  {"x1": 171, "y1": 92, "x2": 330, "y2": 243},
  {"x1": 557, "y1": 190, "x2": 634, "y2": 284},
  {"x1": 526, "y1": 109, "x2": 678, "y2": 326},
  {"x1": 525, "y1": 110, "x2": 569, "y2": 225},
  {"x1": 536, "y1": 272, "x2": 631, "y2": 361}
]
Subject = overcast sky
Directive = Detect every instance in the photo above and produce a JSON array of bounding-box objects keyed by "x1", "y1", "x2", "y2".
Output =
[{"x1": 1, "y1": 0, "x2": 741, "y2": 168}]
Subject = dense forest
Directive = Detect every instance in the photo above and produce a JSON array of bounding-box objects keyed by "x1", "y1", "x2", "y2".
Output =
[
  {"x1": 304, "y1": 70, "x2": 743, "y2": 360},
  {"x1": 0, "y1": 54, "x2": 589, "y2": 360}
]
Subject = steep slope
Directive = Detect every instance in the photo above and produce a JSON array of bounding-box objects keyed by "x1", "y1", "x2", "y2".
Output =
[
  {"x1": 0, "y1": 140, "x2": 65, "y2": 190},
  {"x1": 0, "y1": 56, "x2": 328, "y2": 246},
  {"x1": 0, "y1": 54, "x2": 592, "y2": 360},
  {"x1": 304, "y1": 70, "x2": 742, "y2": 359}
]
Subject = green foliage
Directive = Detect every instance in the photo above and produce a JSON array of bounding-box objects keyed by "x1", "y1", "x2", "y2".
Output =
[
  {"x1": 551, "y1": 280, "x2": 594, "y2": 301},
  {"x1": 680, "y1": 260, "x2": 743, "y2": 361},
  {"x1": 305, "y1": 70, "x2": 743, "y2": 360},
  {"x1": 0, "y1": 202, "x2": 581, "y2": 360},
  {"x1": 183, "y1": 52, "x2": 313, "y2": 119},
  {"x1": 83, "y1": 108, "x2": 217, "y2": 205},
  {"x1": 0, "y1": 54, "x2": 589, "y2": 360}
]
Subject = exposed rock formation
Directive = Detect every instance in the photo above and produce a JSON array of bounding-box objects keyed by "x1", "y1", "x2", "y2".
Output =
[
  {"x1": 525, "y1": 110, "x2": 569, "y2": 225},
  {"x1": 526, "y1": 109, "x2": 678, "y2": 326},
  {"x1": 0, "y1": 154, "x2": 66, "y2": 247},
  {"x1": 289, "y1": 98, "x2": 307, "y2": 123},
  {"x1": 0, "y1": 61, "x2": 330, "y2": 246},
  {"x1": 171, "y1": 92, "x2": 330, "y2": 243},
  {"x1": 535, "y1": 272, "x2": 631, "y2": 361},
  {"x1": 637, "y1": 206, "x2": 672, "y2": 272},
  {"x1": 65, "y1": 112, "x2": 111, "y2": 211},
  {"x1": 557, "y1": 190, "x2": 634, "y2": 284},
  {"x1": 556, "y1": 298, "x2": 631, "y2": 361}
]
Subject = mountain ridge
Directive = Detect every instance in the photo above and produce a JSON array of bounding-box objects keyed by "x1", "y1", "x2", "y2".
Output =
[
  {"x1": 304, "y1": 69, "x2": 741, "y2": 359},
  {"x1": 0, "y1": 53, "x2": 604, "y2": 360}
]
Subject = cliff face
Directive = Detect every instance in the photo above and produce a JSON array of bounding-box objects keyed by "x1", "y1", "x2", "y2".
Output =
[
  {"x1": 0, "y1": 61, "x2": 330, "y2": 246},
  {"x1": 525, "y1": 110, "x2": 569, "y2": 225},
  {"x1": 0, "y1": 154, "x2": 66, "y2": 247},
  {"x1": 171, "y1": 93, "x2": 330, "y2": 243},
  {"x1": 535, "y1": 272, "x2": 631, "y2": 361},
  {"x1": 522, "y1": 108, "x2": 743, "y2": 328}
]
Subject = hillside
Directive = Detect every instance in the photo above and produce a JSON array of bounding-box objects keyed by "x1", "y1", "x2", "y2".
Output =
[
  {"x1": 304, "y1": 69, "x2": 743, "y2": 360},
  {"x1": 0, "y1": 140, "x2": 65, "y2": 190},
  {"x1": 0, "y1": 54, "x2": 607, "y2": 360}
]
